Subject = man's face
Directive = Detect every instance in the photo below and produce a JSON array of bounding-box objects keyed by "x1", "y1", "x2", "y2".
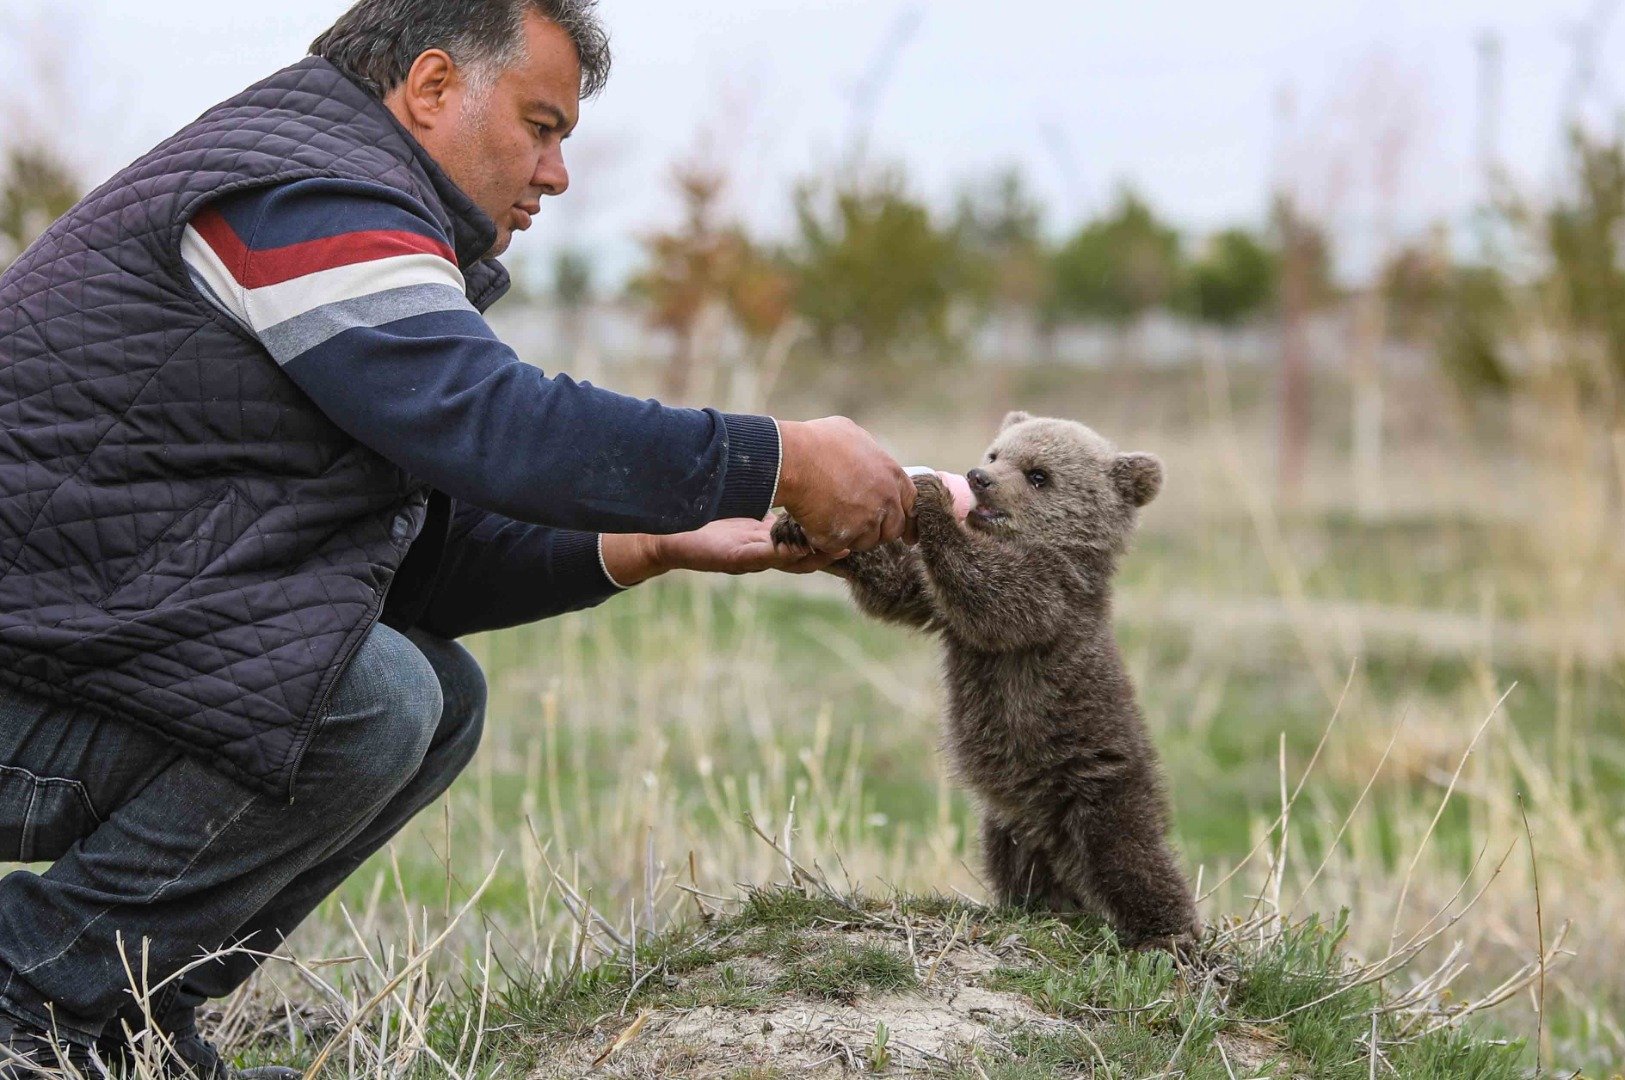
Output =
[{"x1": 393, "y1": 13, "x2": 582, "y2": 258}]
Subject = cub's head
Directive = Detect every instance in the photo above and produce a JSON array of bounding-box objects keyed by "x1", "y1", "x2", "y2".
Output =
[{"x1": 964, "y1": 411, "x2": 1162, "y2": 553}]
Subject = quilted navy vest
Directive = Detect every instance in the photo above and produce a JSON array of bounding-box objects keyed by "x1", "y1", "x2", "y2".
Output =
[{"x1": 0, "y1": 58, "x2": 510, "y2": 797}]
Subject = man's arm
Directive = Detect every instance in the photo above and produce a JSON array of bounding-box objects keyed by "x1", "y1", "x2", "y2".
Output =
[
  {"x1": 183, "y1": 177, "x2": 778, "y2": 533},
  {"x1": 414, "y1": 501, "x2": 621, "y2": 638},
  {"x1": 416, "y1": 501, "x2": 844, "y2": 639}
]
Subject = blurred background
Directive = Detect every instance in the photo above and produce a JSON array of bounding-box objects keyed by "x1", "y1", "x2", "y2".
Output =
[{"x1": 4, "y1": 0, "x2": 1625, "y2": 1073}]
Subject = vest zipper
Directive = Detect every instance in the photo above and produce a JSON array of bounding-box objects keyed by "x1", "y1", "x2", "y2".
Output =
[
  {"x1": 284, "y1": 494, "x2": 429, "y2": 802},
  {"x1": 283, "y1": 583, "x2": 389, "y2": 805}
]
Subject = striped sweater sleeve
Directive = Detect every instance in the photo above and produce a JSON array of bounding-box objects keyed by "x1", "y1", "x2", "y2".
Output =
[{"x1": 180, "y1": 177, "x2": 782, "y2": 535}]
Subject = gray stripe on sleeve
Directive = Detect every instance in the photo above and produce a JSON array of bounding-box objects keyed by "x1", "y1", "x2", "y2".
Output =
[{"x1": 259, "y1": 282, "x2": 476, "y2": 364}]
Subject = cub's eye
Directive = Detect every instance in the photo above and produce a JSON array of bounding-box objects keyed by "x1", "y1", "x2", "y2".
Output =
[
  {"x1": 1026, "y1": 469, "x2": 1049, "y2": 489},
  {"x1": 987, "y1": 452, "x2": 998, "y2": 463}
]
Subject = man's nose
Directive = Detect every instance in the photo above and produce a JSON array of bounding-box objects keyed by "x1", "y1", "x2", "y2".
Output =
[
  {"x1": 533, "y1": 148, "x2": 569, "y2": 197},
  {"x1": 967, "y1": 468, "x2": 994, "y2": 492}
]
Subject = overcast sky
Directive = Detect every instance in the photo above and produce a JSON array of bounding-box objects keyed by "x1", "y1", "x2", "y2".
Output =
[{"x1": 10, "y1": 0, "x2": 1625, "y2": 284}]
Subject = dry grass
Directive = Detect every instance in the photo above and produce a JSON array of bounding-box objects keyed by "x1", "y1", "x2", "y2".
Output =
[{"x1": 7, "y1": 362, "x2": 1618, "y2": 1076}]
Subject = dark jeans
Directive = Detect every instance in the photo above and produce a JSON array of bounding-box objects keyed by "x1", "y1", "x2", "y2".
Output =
[{"x1": 0, "y1": 622, "x2": 485, "y2": 1043}]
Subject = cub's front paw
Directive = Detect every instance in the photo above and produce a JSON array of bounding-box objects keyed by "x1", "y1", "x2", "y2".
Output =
[
  {"x1": 912, "y1": 473, "x2": 953, "y2": 515},
  {"x1": 770, "y1": 513, "x2": 812, "y2": 551}
]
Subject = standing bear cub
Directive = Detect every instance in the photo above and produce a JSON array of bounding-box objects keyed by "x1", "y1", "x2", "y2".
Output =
[{"x1": 775, "y1": 411, "x2": 1199, "y2": 947}]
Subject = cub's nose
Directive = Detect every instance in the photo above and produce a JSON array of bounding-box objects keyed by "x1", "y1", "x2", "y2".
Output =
[{"x1": 967, "y1": 468, "x2": 994, "y2": 492}]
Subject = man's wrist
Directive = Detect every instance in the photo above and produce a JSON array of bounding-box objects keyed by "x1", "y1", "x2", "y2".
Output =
[{"x1": 599, "y1": 533, "x2": 668, "y2": 587}]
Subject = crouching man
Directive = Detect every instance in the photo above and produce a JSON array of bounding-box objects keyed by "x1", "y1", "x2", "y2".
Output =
[{"x1": 0, "y1": 1, "x2": 912, "y2": 1074}]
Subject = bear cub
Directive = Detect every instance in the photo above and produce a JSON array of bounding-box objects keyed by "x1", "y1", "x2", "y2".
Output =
[{"x1": 775, "y1": 412, "x2": 1199, "y2": 947}]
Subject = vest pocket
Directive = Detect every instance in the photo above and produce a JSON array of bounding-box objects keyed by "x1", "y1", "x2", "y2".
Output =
[
  {"x1": 0, "y1": 765, "x2": 101, "y2": 863},
  {"x1": 98, "y1": 484, "x2": 257, "y2": 614}
]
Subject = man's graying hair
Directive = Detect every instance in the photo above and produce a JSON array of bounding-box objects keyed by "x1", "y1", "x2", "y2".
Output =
[{"x1": 311, "y1": 0, "x2": 610, "y2": 100}]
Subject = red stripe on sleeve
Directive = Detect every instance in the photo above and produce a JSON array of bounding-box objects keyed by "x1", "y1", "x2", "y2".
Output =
[
  {"x1": 190, "y1": 206, "x2": 251, "y2": 276},
  {"x1": 236, "y1": 229, "x2": 459, "y2": 289}
]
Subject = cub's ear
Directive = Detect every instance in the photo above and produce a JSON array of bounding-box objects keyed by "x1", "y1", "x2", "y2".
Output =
[
  {"x1": 1111, "y1": 453, "x2": 1163, "y2": 508},
  {"x1": 1000, "y1": 410, "x2": 1033, "y2": 432}
]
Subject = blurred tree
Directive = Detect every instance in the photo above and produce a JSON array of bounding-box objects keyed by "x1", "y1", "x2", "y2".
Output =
[
  {"x1": 1047, "y1": 189, "x2": 1182, "y2": 326},
  {"x1": 1543, "y1": 129, "x2": 1625, "y2": 511},
  {"x1": 790, "y1": 173, "x2": 966, "y2": 363},
  {"x1": 1272, "y1": 194, "x2": 1336, "y2": 502},
  {"x1": 552, "y1": 249, "x2": 593, "y2": 362},
  {"x1": 954, "y1": 167, "x2": 1049, "y2": 309},
  {"x1": 632, "y1": 165, "x2": 793, "y2": 399},
  {"x1": 1180, "y1": 227, "x2": 1279, "y2": 326},
  {"x1": 1266, "y1": 197, "x2": 1337, "y2": 308},
  {"x1": 1546, "y1": 131, "x2": 1625, "y2": 396},
  {"x1": 953, "y1": 168, "x2": 1050, "y2": 364},
  {"x1": 554, "y1": 249, "x2": 593, "y2": 308},
  {"x1": 1436, "y1": 265, "x2": 1514, "y2": 397},
  {"x1": 954, "y1": 168, "x2": 1044, "y2": 256},
  {"x1": 1379, "y1": 228, "x2": 1451, "y2": 343},
  {"x1": 0, "y1": 143, "x2": 80, "y2": 267}
]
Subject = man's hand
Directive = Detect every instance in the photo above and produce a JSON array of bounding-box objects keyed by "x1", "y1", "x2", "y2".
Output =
[
  {"x1": 776, "y1": 417, "x2": 915, "y2": 553},
  {"x1": 600, "y1": 518, "x2": 847, "y2": 586}
]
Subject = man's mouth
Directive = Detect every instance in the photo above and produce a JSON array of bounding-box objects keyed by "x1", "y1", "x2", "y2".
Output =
[{"x1": 512, "y1": 203, "x2": 540, "y2": 231}]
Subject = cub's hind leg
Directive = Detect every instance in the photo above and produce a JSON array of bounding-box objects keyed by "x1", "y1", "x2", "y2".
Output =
[
  {"x1": 1047, "y1": 781, "x2": 1199, "y2": 948},
  {"x1": 982, "y1": 816, "x2": 1068, "y2": 911}
]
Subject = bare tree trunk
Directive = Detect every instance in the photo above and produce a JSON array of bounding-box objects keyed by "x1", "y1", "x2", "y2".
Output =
[
  {"x1": 1349, "y1": 286, "x2": 1387, "y2": 517},
  {"x1": 1278, "y1": 214, "x2": 1312, "y2": 504}
]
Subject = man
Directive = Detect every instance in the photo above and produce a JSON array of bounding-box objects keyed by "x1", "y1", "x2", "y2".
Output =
[{"x1": 0, "y1": 1, "x2": 914, "y2": 1075}]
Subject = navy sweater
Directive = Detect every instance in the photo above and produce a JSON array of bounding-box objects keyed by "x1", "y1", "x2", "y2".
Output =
[{"x1": 182, "y1": 178, "x2": 780, "y2": 634}]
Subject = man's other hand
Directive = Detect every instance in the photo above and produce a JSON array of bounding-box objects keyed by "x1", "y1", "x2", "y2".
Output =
[
  {"x1": 601, "y1": 519, "x2": 847, "y2": 586},
  {"x1": 775, "y1": 417, "x2": 914, "y2": 553}
]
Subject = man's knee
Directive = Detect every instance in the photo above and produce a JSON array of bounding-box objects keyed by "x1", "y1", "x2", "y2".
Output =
[
  {"x1": 303, "y1": 623, "x2": 442, "y2": 806},
  {"x1": 407, "y1": 630, "x2": 486, "y2": 766}
]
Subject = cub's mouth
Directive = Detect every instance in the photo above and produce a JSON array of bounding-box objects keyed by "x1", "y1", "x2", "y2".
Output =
[{"x1": 967, "y1": 502, "x2": 1010, "y2": 530}]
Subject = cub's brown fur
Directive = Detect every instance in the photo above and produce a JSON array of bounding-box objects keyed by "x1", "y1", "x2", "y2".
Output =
[{"x1": 775, "y1": 412, "x2": 1199, "y2": 946}]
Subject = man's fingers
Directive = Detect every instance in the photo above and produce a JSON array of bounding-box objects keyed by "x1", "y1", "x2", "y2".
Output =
[
  {"x1": 898, "y1": 470, "x2": 918, "y2": 515},
  {"x1": 880, "y1": 502, "x2": 909, "y2": 545},
  {"x1": 803, "y1": 549, "x2": 848, "y2": 573},
  {"x1": 787, "y1": 553, "x2": 839, "y2": 575},
  {"x1": 847, "y1": 518, "x2": 886, "y2": 553},
  {"x1": 897, "y1": 470, "x2": 920, "y2": 544}
]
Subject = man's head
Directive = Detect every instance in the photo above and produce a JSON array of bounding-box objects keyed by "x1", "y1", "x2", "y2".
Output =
[{"x1": 312, "y1": 0, "x2": 610, "y2": 258}]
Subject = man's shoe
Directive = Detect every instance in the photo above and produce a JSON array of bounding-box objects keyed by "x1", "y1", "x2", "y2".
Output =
[
  {"x1": 97, "y1": 1026, "x2": 298, "y2": 1080},
  {"x1": 0, "y1": 1011, "x2": 108, "y2": 1077},
  {"x1": 164, "y1": 1030, "x2": 298, "y2": 1080}
]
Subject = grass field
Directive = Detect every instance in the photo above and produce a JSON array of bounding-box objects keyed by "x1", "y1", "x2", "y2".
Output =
[{"x1": 193, "y1": 362, "x2": 1623, "y2": 1076}]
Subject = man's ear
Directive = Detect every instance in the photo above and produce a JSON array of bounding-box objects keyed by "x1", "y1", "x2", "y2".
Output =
[
  {"x1": 1000, "y1": 410, "x2": 1032, "y2": 432},
  {"x1": 387, "y1": 48, "x2": 458, "y2": 132},
  {"x1": 1111, "y1": 453, "x2": 1163, "y2": 508}
]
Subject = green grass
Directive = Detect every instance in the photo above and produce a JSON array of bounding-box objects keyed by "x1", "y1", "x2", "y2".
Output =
[
  {"x1": 329, "y1": 887, "x2": 1526, "y2": 1078},
  {"x1": 771, "y1": 940, "x2": 917, "y2": 1001},
  {"x1": 289, "y1": 482, "x2": 1622, "y2": 1074}
]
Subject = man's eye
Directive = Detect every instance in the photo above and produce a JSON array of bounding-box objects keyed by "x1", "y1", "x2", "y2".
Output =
[{"x1": 1026, "y1": 469, "x2": 1049, "y2": 489}]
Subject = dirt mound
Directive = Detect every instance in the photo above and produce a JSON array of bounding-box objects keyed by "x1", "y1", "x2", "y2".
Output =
[
  {"x1": 521, "y1": 895, "x2": 1285, "y2": 1079},
  {"x1": 530, "y1": 924, "x2": 1055, "y2": 1077}
]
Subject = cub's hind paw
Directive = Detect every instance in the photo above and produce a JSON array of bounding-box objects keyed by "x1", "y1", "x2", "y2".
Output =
[
  {"x1": 1126, "y1": 925, "x2": 1203, "y2": 960},
  {"x1": 771, "y1": 513, "x2": 811, "y2": 551}
]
